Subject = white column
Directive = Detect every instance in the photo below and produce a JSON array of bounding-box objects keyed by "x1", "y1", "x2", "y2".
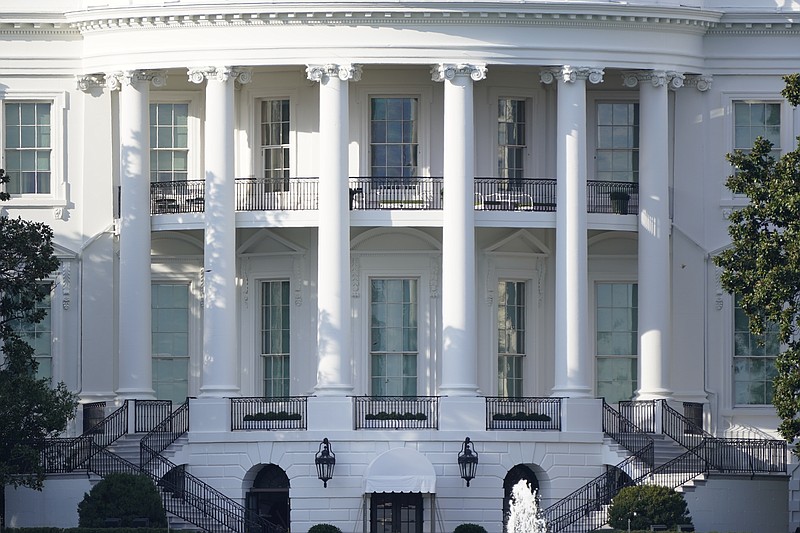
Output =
[
  {"x1": 109, "y1": 70, "x2": 165, "y2": 400},
  {"x1": 542, "y1": 66, "x2": 603, "y2": 398},
  {"x1": 628, "y1": 70, "x2": 682, "y2": 400},
  {"x1": 433, "y1": 64, "x2": 486, "y2": 396},
  {"x1": 189, "y1": 67, "x2": 251, "y2": 398},
  {"x1": 306, "y1": 64, "x2": 360, "y2": 395}
]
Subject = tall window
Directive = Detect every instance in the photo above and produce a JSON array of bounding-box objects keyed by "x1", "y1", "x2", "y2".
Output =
[
  {"x1": 733, "y1": 294, "x2": 779, "y2": 405},
  {"x1": 261, "y1": 280, "x2": 290, "y2": 397},
  {"x1": 734, "y1": 101, "x2": 781, "y2": 157},
  {"x1": 498, "y1": 99, "x2": 526, "y2": 184},
  {"x1": 370, "y1": 279, "x2": 418, "y2": 396},
  {"x1": 260, "y1": 99, "x2": 290, "y2": 191},
  {"x1": 10, "y1": 283, "x2": 52, "y2": 382},
  {"x1": 370, "y1": 97, "x2": 418, "y2": 178},
  {"x1": 151, "y1": 283, "x2": 190, "y2": 403},
  {"x1": 4, "y1": 102, "x2": 51, "y2": 194},
  {"x1": 596, "y1": 283, "x2": 638, "y2": 403},
  {"x1": 596, "y1": 102, "x2": 639, "y2": 182},
  {"x1": 498, "y1": 281, "x2": 526, "y2": 398},
  {"x1": 149, "y1": 103, "x2": 189, "y2": 182}
]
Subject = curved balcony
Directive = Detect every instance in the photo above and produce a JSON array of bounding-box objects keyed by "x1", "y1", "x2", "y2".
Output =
[{"x1": 149, "y1": 178, "x2": 638, "y2": 215}]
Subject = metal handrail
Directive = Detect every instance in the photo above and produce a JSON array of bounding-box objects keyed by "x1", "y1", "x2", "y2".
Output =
[
  {"x1": 603, "y1": 400, "x2": 654, "y2": 464},
  {"x1": 485, "y1": 397, "x2": 562, "y2": 431},
  {"x1": 354, "y1": 396, "x2": 439, "y2": 430},
  {"x1": 139, "y1": 398, "x2": 189, "y2": 469},
  {"x1": 84, "y1": 400, "x2": 129, "y2": 448},
  {"x1": 230, "y1": 396, "x2": 307, "y2": 431},
  {"x1": 135, "y1": 400, "x2": 172, "y2": 433}
]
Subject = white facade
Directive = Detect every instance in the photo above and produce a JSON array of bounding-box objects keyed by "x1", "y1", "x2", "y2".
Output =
[{"x1": 1, "y1": 0, "x2": 799, "y2": 531}]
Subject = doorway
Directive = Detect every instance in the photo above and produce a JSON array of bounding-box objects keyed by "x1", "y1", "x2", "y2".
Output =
[
  {"x1": 370, "y1": 492, "x2": 423, "y2": 533},
  {"x1": 246, "y1": 464, "x2": 290, "y2": 531}
]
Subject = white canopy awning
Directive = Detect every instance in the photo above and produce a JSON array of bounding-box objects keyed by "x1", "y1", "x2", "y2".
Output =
[{"x1": 363, "y1": 447, "x2": 437, "y2": 493}]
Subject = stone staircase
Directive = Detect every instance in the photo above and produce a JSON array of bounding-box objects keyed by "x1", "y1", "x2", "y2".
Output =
[{"x1": 103, "y1": 434, "x2": 200, "y2": 531}]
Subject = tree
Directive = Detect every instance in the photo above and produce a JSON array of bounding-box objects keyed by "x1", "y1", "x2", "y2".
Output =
[
  {"x1": 0, "y1": 168, "x2": 78, "y2": 490},
  {"x1": 714, "y1": 74, "x2": 800, "y2": 453},
  {"x1": 77, "y1": 473, "x2": 167, "y2": 527}
]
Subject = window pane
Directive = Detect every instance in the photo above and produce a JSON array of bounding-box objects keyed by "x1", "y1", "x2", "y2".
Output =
[
  {"x1": 261, "y1": 280, "x2": 290, "y2": 398},
  {"x1": 596, "y1": 283, "x2": 638, "y2": 401},
  {"x1": 151, "y1": 283, "x2": 190, "y2": 402},
  {"x1": 596, "y1": 103, "x2": 638, "y2": 183},
  {"x1": 370, "y1": 278, "x2": 418, "y2": 396},
  {"x1": 733, "y1": 294, "x2": 778, "y2": 405}
]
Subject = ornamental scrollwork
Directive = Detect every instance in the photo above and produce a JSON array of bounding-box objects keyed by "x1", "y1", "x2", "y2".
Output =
[
  {"x1": 306, "y1": 64, "x2": 363, "y2": 83},
  {"x1": 431, "y1": 63, "x2": 488, "y2": 83}
]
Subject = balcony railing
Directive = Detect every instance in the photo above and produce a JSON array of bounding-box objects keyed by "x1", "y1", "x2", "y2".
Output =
[
  {"x1": 485, "y1": 397, "x2": 562, "y2": 430},
  {"x1": 149, "y1": 178, "x2": 639, "y2": 215},
  {"x1": 354, "y1": 396, "x2": 439, "y2": 430},
  {"x1": 230, "y1": 397, "x2": 308, "y2": 431}
]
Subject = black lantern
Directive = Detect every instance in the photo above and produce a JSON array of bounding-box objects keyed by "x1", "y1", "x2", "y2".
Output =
[
  {"x1": 458, "y1": 437, "x2": 478, "y2": 487},
  {"x1": 315, "y1": 438, "x2": 336, "y2": 488}
]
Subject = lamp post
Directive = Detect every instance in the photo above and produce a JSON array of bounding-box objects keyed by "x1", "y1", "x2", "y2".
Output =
[
  {"x1": 315, "y1": 438, "x2": 335, "y2": 488},
  {"x1": 458, "y1": 437, "x2": 478, "y2": 487}
]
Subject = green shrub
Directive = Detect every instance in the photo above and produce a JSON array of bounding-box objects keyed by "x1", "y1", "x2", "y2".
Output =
[
  {"x1": 453, "y1": 524, "x2": 488, "y2": 533},
  {"x1": 607, "y1": 485, "x2": 692, "y2": 531},
  {"x1": 307, "y1": 525, "x2": 342, "y2": 533},
  {"x1": 77, "y1": 473, "x2": 168, "y2": 528}
]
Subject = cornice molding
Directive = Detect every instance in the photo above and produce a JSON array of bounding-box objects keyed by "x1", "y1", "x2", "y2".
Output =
[{"x1": 60, "y1": 7, "x2": 721, "y2": 35}]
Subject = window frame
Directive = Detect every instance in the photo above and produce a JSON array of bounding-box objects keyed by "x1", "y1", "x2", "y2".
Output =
[
  {"x1": 721, "y1": 92, "x2": 793, "y2": 203},
  {"x1": 0, "y1": 91, "x2": 67, "y2": 206},
  {"x1": 239, "y1": 88, "x2": 297, "y2": 180},
  {"x1": 357, "y1": 85, "x2": 432, "y2": 178},
  {"x1": 259, "y1": 278, "x2": 292, "y2": 398},
  {"x1": 148, "y1": 91, "x2": 202, "y2": 184},
  {"x1": 368, "y1": 276, "x2": 420, "y2": 397},
  {"x1": 497, "y1": 279, "x2": 528, "y2": 398},
  {"x1": 592, "y1": 280, "x2": 639, "y2": 403},
  {"x1": 151, "y1": 281, "x2": 192, "y2": 404},
  {"x1": 587, "y1": 94, "x2": 640, "y2": 184},
  {"x1": 731, "y1": 293, "x2": 780, "y2": 407}
]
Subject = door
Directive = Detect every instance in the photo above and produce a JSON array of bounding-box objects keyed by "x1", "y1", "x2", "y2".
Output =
[{"x1": 370, "y1": 493, "x2": 423, "y2": 533}]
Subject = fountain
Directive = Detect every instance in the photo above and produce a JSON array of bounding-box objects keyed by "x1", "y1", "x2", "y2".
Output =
[{"x1": 506, "y1": 479, "x2": 549, "y2": 533}]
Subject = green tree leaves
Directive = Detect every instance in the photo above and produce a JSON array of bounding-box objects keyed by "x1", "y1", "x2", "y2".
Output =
[{"x1": 714, "y1": 74, "x2": 800, "y2": 453}]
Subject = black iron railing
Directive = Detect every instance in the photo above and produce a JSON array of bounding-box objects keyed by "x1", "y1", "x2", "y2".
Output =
[
  {"x1": 85, "y1": 400, "x2": 129, "y2": 448},
  {"x1": 587, "y1": 180, "x2": 639, "y2": 214},
  {"x1": 150, "y1": 178, "x2": 640, "y2": 215},
  {"x1": 618, "y1": 400, "x2": 657, "y2": 433},
  {"x1": 543, "y1": 447, "x2": 653, "y2": 532},
  {"x1": 135, "y1": 400, "x2": 172, "y2": 433},
  {"x1": 603, "y1": 400, "x2": 655, "y2": 464},
  {"x1": 474, "y1": 178, "x2": 557, "y2": 211},
  {"x1": 230, "y1": 397, "x2": 307, "y2": 431},
  {"x1": 485, "y1": 397, "x2": 562, "y2": 431},
  {"x1": 140, "y1": 399, "x2": 189, "y2": 470},
  {"x1": 354, "y1": 396, "x2": 439, "y2": 430},
  {"x1": 349, "y1": 177, "x2": 443, "y2": 210},
  {"x1": 40, "y1": 436, "x2": 94, "y2": 473}
]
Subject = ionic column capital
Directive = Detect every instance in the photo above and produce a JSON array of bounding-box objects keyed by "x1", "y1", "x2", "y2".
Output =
[
  {"x1": 105, "y1": 70, "x2": 167, "y2": 91},
  {"x1": 76, "y1": 74, "x2": 106, "y2": 92},
  {"x1": 623, "y1": 70, "x2": 685, "y2": 90},
  {"x1": 540, "y1": 66, "x2": 604, "y2": 85},
  {"x1": 187, "y1": 67, "x2": 252, "y2": 85},
  {"x1": 431, "y1": 63, "x2": 488, "y2": 83},
  {"x1": 305, "y1": 64, "x2": 362, "y2": 83},
  {"x1": 684, "y1": 74, "x2": 713, "y2": 92}
]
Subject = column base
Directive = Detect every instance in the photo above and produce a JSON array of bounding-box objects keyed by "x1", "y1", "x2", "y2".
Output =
[
  {"x1": 199, "y1": 385, "x2": 240, "y2": 398},
  {"x1": 438, "y1": 384, "x2": 480, "y2": 397},
  {"x1": 313, "y1": 384, "x2": 354, "y2": 396},
  {"x1": 550, "y1": 386, "x2": 593, "y2": 399},
  {"x1": 115, "y1": 388, "x2": 155, "y2": 401},
  {"x1": 635, "y1": 388, "x2": 673, "y2": 401}
]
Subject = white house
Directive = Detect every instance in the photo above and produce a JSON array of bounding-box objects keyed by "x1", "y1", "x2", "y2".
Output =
[{"x1": 1, "y1": 0, "x2": 798, "y2": 531}]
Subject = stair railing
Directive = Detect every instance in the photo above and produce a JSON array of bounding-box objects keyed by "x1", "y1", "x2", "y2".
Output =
[
  {"x1": 660, "y1": 400, "x2": 786, "y2": 474},
  {"x1": 140, "y1": 398, "x2": 189, "y2": 469},
  {"x1": 85, "y1": 400, "x2": 130, "y2": 448},
  {"x1": 138, "y1": 398, "x2": 285, "y2": 533},
  {"x1": 603, "y1": 400, "x2": 655, "y2": 466},
  {"x1": 542, "y1": 402, "x2": 655, "y2": 532}
]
